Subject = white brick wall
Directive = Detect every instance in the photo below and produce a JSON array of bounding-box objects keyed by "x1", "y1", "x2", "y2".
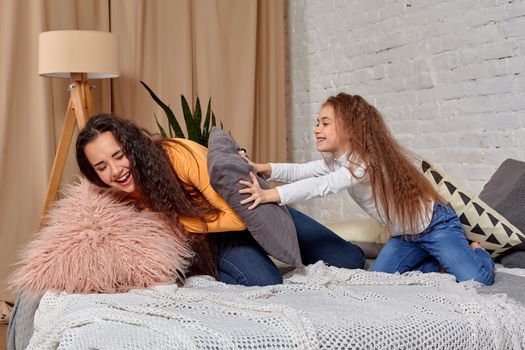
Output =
[{"x1": 286, "y1": 0, "x2": 525, "y2": 223}]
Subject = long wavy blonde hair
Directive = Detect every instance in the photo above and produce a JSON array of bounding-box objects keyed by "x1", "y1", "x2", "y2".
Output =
[{"x1": 325, "y1": 93, "x2": 442, "y2": 235}]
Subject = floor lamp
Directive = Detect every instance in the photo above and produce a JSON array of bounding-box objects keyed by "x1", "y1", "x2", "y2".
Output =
[{"x1": 38, "y1": 30, "x2": 119, "y2": 223}]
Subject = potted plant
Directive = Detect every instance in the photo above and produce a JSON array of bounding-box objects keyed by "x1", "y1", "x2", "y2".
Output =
[{"x1": 140, "y1": 80, "x2": 222, "y2": 147}]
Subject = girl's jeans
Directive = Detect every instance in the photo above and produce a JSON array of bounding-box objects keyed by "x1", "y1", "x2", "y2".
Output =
[
  {"x1": 371, "y1": 203, "x2": 495, "y2": 285},
  {"x1": 215, "y1": 207, "x2": 366, "y2": 286}
]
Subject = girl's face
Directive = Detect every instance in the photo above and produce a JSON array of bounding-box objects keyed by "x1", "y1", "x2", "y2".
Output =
[
  {"x1": 314, "y1": 104, "x2": 347, "y2": 157},
  {"x1": 84, "y1": 131, "x2": 136, "y2": 193}
]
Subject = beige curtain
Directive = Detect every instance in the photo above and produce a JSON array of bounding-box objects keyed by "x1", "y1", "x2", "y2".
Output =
[
  {"x1": 0, "y1": 0, "x2": 285, "y2": 303},
  {"x1": 0, "y1": 0, "x2": 112, "y2": 303},
  {"x1": 111, "y1": 0, "x2": 286, "y2": 160}
]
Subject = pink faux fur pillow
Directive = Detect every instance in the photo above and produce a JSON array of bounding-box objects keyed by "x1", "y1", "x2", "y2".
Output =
[{"x1": 10, "y1": 178, "x2": 193, "y2": 295}]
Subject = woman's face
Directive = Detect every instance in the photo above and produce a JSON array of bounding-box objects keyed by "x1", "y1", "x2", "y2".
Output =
[{"x1": 84, "y1": 131, "x2": 136, "y2": 193}]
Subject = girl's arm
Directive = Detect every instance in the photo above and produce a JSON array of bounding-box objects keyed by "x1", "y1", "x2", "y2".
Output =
[
  {"x1": 251, "y1": 159, "x2": 332, "y2": 183},
  {"x1": 239, "y1": 166, "x2": 353, "y2": 209},
  {"x1": 250, "y1": 161, "x2": 272, "y2": 177}
]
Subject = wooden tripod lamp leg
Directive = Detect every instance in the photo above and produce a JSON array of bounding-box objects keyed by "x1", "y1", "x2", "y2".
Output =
[
  {"x1": 40, "y1": 100, "x2": 77, "y2": 223},
  {"x1": 40, "y1": 78, "x2": 92, "y2": 225}
]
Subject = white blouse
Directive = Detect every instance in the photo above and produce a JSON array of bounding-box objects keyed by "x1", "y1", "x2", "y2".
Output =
[{"x1": 269, "y1": 154, "x2": 432, "y2": 236}]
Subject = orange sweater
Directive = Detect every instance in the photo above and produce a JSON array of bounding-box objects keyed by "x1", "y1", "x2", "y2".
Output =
[{"x1": 163, "y1": 139, "x2": 246, "y2": 233}]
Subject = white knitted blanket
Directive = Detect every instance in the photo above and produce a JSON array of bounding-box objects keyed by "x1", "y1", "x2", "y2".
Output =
[{"x1": 28, "y1": 262, "x2": 525, "y2": 349}]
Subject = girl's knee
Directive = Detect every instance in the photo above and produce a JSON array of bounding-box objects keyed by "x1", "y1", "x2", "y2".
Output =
[
  {"x1": 370, "y1": 258, "x2": 397, "y2": 273},
  {"x1": 477, "y1": 272, "x2": 494, "y2": 286}
]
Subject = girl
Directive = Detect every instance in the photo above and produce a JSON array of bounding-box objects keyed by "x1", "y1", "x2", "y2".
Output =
[
  {"x1": 76, "y1": 114, "x2": 365, "y2": 287},
  {"x1": 240, "y1": 93, "x2": 494, "y2": 285}
]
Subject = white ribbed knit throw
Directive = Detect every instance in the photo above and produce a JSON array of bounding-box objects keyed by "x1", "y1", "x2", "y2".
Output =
[{"x1": 28, "y1": 262, "x2": 525, "y2": 349}]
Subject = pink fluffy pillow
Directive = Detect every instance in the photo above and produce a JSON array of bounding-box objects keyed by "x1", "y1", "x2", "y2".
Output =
[{"x1": 10, "y1": 178, "x2": 193, "y2": 295}]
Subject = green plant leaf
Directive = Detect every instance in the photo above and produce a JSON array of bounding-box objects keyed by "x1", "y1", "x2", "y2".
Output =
[
  {"x1": 194, "y1": 97, "x2": 202, "y2": 138},
  {"x1": 140, "y1": 81, "x2": 185, "y2": 138},
  {"x1": 201, "y1": 98, "x2": 212, "y2": 146},
  {"x1": 154, "y1": 113, "x2": 168, "y2": 138},
  {"x1": 181, "y1": 95, "x2": 200, "y2": 141},
  {"x1": 142, "y1": 81, "x2": 227, "y2": 147}
]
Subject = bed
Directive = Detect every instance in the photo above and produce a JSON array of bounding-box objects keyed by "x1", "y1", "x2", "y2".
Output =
[
  {"x1": 8, "y1": 139, "x2": 525, "y2": 349},
  {"x1": 8, "y1": 262, "x2": 525, "y2": 350}
]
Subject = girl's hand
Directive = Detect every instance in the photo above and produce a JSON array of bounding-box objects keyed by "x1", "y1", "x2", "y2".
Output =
[
  {"x1": 239, "y1": 172, "x2": 280, "y2": 209},
  {"x1": 239, "y1": 151, "x2": 256, "y2": 168},
  {"x1": 251, "y1": 162, "x2": 272, "y2": 177},
  {"x1": 238, "y1": 151, "x2": 272, "y2": 177}
]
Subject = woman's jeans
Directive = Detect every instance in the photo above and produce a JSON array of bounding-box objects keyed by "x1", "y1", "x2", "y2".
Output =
[
  {"x1": 371, "y1": 203, "x2": 495, "y2": 285},
  {"x1": 215, "y1": 207, "x2": 366, "y2": 286}
]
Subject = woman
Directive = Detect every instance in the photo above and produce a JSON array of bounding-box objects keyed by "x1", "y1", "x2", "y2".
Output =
[{"x1": 76, "y1": 114, "x2": 366, "y2": 286}]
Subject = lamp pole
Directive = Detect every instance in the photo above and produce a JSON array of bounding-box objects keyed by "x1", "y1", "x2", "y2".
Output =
[{"x1": 40, "y1": 73, "x2": 93, "y2": 224}]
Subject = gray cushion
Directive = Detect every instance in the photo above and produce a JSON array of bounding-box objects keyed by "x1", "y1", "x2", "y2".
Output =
[
  {"x1": 479, "y1": 159, "x2": 525, "y2": 241},
  {"x1": 478, "y1": 159, "x2": 525, "y2": 267},
  {"x1": 8, "y1": 291, "x2": 41, "y2": 350},
  {"x1": 207, "y1": 127, "x2": 303, "y2": 267},
  {"x1": 499, "y1": 250, "x2": 525, "y2": 269}
]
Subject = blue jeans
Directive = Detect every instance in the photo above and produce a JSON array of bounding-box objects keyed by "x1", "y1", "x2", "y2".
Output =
[
  {"x1": 371, "y1": 203, "x2": 495, "y2": 285},
  {"x1": 215, "y1": 207, "x2": 366, "y2": 286}
]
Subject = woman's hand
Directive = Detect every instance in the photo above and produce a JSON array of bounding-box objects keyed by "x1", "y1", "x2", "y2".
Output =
[{"x1": 239, "y1": 172, "x2": 280, "y2": 209}]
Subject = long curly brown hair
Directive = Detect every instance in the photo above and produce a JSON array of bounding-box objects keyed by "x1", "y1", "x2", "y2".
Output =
[
  {"x1": 76, "y1": 114, "x2": 219, "y2": 276},
  {"x1": 325, "y1": 93, "x2": 442, "y2": 235}
]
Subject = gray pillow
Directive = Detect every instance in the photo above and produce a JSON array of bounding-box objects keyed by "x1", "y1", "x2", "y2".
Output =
[
  {"x1": 479, "y1": 159, "x2": 525, "y2": 235},
  {"x1": 479, "y1": 159, "x2": 525, "y2": 251},
  {"x1": 499, "y1": 250, "x2": 525, "y2": 268},
  {"x1": 479, "y1": 159, "x2": 525, "y2": 267},
  {"x1": 207, "y1": 127, "x2": 303, "y2": 267}
]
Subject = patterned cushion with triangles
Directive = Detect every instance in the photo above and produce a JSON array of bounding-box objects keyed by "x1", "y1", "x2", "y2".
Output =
[{"x1": 421, "y1": 160, "x2": 525, "y2": 258}]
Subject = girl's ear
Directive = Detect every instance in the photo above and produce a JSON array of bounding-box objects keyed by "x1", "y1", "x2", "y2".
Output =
[{"x1": 336, "y1": 119, "x2": 351, "y2": 145}]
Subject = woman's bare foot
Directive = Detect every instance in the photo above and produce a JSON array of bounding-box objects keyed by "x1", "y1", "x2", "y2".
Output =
[{"x1": 470, "y1": 241, "x2": 482, "y2": 250}]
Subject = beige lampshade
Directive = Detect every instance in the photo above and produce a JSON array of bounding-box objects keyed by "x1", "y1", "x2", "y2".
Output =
[{"x1": 39, "y1": 30, "x2": 119, "y2": 79}]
